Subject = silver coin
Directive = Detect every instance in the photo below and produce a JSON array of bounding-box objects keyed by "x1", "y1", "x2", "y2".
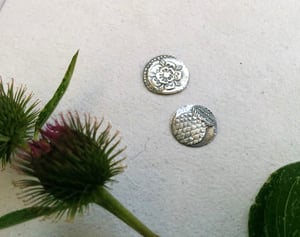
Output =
[
  {"x1": 171, "y1": 105, "x2": 217, "y2": 147},
  {"x1": 143, "y1": 55, "x2": 189, "y2": 95}
]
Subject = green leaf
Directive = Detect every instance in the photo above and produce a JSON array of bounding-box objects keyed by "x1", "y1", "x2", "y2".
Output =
[
  {"x1": 248, "y1": 176, "x2": 272, "y2": 237},
  {"x1": 284, "y1": 177, "x2": 300, "y2": 236},
  {"x1": 263, "y1": 169, "x2": 284, "y2": 237},
  {"x1": 249, "y1": 162, "x2": 300, "y2": 237},
  {"x1": 0, "y1": 206, "x2": 56, "y2": 229},
  {"x1": 34, "y1": 51, "x2": 79, "y2": 137}
]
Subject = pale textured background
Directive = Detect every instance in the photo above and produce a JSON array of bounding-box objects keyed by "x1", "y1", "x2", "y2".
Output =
[{"x1": 1, "y1": 1, "x2": 300, "y2": 237}]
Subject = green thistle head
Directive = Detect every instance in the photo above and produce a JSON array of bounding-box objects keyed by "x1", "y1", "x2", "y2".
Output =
[
  {"x1": 14, "y1": 112, "x2": 126, "y2": 220},
  {"x1": 0, "y1": 80, "x2": 39, "y2": 167}
]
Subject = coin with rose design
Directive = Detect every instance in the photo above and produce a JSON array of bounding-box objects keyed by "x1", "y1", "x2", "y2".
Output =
[{"x1": 143, "y1": 55, "x2": 189, "y2": 95}]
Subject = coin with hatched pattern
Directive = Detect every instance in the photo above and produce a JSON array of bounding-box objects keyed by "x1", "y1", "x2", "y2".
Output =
[{"x1": 171, "y1": 105, "x2": 217, "y2": 147}]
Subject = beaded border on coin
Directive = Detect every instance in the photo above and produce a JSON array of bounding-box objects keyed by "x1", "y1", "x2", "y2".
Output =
[{"x1": 143, "y1": 55, "x2": 189, "y2": 95}]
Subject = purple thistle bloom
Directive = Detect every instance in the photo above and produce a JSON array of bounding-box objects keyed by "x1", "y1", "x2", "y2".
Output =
[{"x1": 14, "y1": 112, "x2": 126, "y2": 220}]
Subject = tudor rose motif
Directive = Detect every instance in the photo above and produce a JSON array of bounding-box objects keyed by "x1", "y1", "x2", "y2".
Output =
[{"x1": 143, "y1": 55, "x2": 189, "y2": 95}]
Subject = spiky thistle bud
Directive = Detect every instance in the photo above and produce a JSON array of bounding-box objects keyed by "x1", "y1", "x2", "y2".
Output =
[
  {"x1": 13, "y1": 112, "x2": 159, "y2": 237},
  {"x1": 15, "y1": 112, "x2": 125, "y2": 218},
  {"x1": 0, "y1": 80, "x2": 39, "y2": 167}
]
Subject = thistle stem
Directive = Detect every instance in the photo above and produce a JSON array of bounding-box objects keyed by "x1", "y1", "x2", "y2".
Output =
[
  {"x1": 95, "y1": 187, "x2": 159, "y2": 237},
  {"x1": 0, "y1": 207, "x2": 56, "y2": 229}
]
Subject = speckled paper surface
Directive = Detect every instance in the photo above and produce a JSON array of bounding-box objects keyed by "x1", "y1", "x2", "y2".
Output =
[{"x1": 1, "y1": 1, "x2": 300, "y2": 237}]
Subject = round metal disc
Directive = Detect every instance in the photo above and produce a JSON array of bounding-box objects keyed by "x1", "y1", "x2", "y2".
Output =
[
  {"x1": 171, "y1": 105, "x2": 217, "y2": 147},
  {"x1": 143, "y1": 55, "x2": 189, "y2": 95}
]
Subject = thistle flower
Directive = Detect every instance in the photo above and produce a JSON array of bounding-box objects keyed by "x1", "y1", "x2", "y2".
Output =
[
  {"x1": 0, "y1": 80, "x2": 39, "y2": 167},
  {"x1": 14, "y1": 112, "x2": 159, "y2": 237}
]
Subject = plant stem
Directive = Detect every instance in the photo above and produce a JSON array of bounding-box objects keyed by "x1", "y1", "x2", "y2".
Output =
[
  {"x1": 0, "y1": 207, "x2": 56, "y2": 229},
  {"x1": 95, "y1": 187, "x2": 159, "y2": 237}
]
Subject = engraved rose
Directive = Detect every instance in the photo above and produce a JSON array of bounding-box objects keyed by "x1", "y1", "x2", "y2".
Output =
[{"x1": 152, "y1": 59, "x2": 183, "y2": 90}]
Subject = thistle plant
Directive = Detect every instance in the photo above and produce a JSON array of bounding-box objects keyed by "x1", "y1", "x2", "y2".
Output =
[
  {"x1": 6, "y1": 112, "x2": 158, "y2": 237},
  {"x1": 16, "y1": 112, "x2": 125, "y2": 219},
  {"x1": 0, "y1": 80, "x2": 39, "y2": 167},
  {"x1": 0, "y1": 51, "x2": 78, "y2": 168},
  {"x1": 0, "y1": 52, "x2": 159, "y2": 237}
]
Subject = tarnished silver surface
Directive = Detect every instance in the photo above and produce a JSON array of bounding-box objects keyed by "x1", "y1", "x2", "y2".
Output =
[
  {"x1": 171, "y1": 105, "x2": 217, "y2": 147},
  {"x1": 143, "y1": 55, "x2": 189, "y2": 95}
]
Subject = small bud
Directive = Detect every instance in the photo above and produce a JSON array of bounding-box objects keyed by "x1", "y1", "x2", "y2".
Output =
[{"x1": 0, "y1": 80, "x2": 39, "y2": 167}]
